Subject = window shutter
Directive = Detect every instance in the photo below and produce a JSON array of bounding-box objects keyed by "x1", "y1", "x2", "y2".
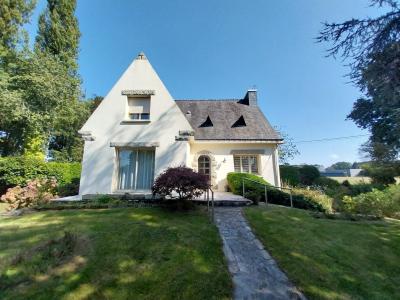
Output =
[{"x1": 128, "y1": 97, "x2": 150, "y2": 114}]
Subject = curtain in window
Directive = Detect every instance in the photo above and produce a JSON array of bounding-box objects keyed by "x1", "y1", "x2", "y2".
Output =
[
  {"x1": 118, "y1": 150, "x2": 136, "y2": 190},
  {"x1": 118, "y1": 149, "x2": 154, "y2": 190},
  {"x1": 136, "y1": 150, "x2": 155, "y2": 189}
]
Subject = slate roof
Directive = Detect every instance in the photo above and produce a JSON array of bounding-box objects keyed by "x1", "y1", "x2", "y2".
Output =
[{"x1": 175, "y1": 99, "x2": 282, "y2": 141}]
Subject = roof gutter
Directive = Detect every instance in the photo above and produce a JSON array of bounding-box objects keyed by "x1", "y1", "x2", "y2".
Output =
[{"x1": 190, "y1": 139, "x2": 283, "y2": 144}]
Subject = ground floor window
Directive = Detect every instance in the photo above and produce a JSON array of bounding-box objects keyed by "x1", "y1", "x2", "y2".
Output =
[
  {"x1": 198, "y1": 155, "x2": 211, "y2": 180},
  {"x1": 233, "y1": 155, "x2": 258, "y2": 174},
  {"x1": 118, "y1": 149, "x2": 155, "y2": 190}
]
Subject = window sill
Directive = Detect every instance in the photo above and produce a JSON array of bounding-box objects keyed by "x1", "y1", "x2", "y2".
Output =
[{"x1": 120, "y1": 120, "x2": 151, "y2": 124}]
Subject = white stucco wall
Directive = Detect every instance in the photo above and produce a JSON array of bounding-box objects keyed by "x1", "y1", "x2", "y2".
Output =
[
  {"x1": 189, "y1": 141, "x2": 281, "y2": 191},
  {"x1": 79, "y1": 55, "x2": 193, "y2": 195}
]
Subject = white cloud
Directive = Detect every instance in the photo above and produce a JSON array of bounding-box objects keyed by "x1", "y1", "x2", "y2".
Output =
[{"x1": 330, "y1": 153, "x2": 340, "y2": 160}]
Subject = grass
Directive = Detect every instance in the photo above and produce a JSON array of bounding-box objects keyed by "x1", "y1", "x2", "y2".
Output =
[
  {"x1": 0, "y1": 202, "x2": 7, "y2": 213},
  {"x1": 244, "y1": 205, "x2": 400, "y2": 300},
  {"x1": 0, "y1": 208, "x2": 231, "y2": 300}
]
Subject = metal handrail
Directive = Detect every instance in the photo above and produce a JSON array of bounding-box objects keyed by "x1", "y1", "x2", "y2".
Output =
[
  {"x1": 204, "y1": 187, "x2": 215, "y2": 222},
  {"x1": 242, "y1": 177, "x2": 293, "y2": 208}
]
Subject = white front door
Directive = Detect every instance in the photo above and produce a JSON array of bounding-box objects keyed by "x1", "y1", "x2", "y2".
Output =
[{"x1": 118, "y1": 149, "x2": 155, "y2": 190}]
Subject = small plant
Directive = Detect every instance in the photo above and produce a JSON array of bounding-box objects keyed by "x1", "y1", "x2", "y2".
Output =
[
  {"x1": 313, "y1": 177, "x2": 340, "y2": 189},
  {"x1": 152, "y1": 166, "x2": 209, "y2": 209},
  {"x1": 57, "y1": 178, "x2": 80, "y2": 197},
  {"x1": 1, "y1": 178, "x2": 58, "y2": 211},
  {"x1": 292, "y1": 188, "x2": 333, "y2": 214},
  {"x1": 342, "y1": 185, "x2": 400, "y2": 219},
  {"x1": 93, "y1": 195, "x2": 114, "y2": 204}
]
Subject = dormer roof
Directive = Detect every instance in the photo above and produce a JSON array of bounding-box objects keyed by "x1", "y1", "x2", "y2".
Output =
[{"x1": 175, "y1": 99, "x2": 281, "y2": 141}]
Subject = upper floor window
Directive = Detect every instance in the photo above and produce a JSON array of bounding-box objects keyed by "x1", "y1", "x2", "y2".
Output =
[
  {"x1": 234, "y1": 155, "x2": 258, "y2": 174},
  {"x1": 127, "y1": 97, "x2": 150, "y2": 121}
]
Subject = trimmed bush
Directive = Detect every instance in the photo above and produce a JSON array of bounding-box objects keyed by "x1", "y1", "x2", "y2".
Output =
[
  {"x1": 152, "y1": 167, "x2": 209, "y2": 209},
  {"x1": 0, "y1": 156, "x2": 81, "y2": 196},
  {"x1": 280, "y1": 165, "x2": 300, "y2": 186},
  {"x1": 227, "y1": 172, "x2": 268, "y2": 194},
  {"x1": 226, "y1": 172, "x2": 331, "y2": 212},
  {"x1": 47, "y1": 162, "x2": 81, "y2": 185}
]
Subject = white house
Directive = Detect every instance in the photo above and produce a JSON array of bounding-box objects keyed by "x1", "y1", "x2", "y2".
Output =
[{"x1": 78, "y1": 52, "x2": 282, "y2": 197}]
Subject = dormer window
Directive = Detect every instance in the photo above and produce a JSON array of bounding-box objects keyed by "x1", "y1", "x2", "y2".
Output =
[{"x1": 126, "y1": 97, "x2": 151, "y2": 121}]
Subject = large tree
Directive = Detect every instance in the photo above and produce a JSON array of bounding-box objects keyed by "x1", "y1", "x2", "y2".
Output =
[
  {"x1": 35, "y1": 0, "x2": 80, "y2": 70},
  {"x1": 318, "y1": 0, "x2": 400, "y2": 161},
  {"x1": 0, "y1": 0, "x2": 36, "y2": 50},
  {"x1": 0, "y1": 50, "x2": 82, "y2": 158},
  {"x1": 0, "y1": 0, "x2": 89, "y2": 161},
  {"x1": 0, "y1": 0, "x2": 36, "y2": 156},
  {"x1": 34, "y1": 0, "x2": 88, "y2": 161}
]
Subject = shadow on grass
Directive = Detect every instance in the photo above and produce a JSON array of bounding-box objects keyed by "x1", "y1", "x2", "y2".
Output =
[
  {"x1": 0, "y1": 208, "x2": 231, "y2": 300},
  {"x1": 244, "y1": 205, "x2": 400, "y2": 300}
]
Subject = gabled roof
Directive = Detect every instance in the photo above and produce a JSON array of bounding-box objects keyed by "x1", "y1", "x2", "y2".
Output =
[{"x1": 175, "y1": 99, "x2": 282, "y2": 141}]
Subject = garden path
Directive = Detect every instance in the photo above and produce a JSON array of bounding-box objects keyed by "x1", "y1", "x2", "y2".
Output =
[{"x1": 215, "y1": 207, "x2": 306, "y2": 300}]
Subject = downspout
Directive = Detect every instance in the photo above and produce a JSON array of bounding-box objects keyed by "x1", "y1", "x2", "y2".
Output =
[{"x1": 272, "y1": 145, "x2": 281, "y2": 187}]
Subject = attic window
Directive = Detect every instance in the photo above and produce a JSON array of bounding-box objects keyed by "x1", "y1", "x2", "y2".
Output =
[
  {"x1": 127, "y1": 97, "x2": 150, "y2": 121},
  {"x1": 231, "y1": 115, "x2": 246, "y2": 128},
  {"x1": 199, "y1": 116, "x2": 213, "y2": 128}
]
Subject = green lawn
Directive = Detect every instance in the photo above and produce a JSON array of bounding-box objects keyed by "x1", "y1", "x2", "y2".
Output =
[
  {"x1": 244, "y1": 205, "x2": 400, "y2": 300},
  {"x1": 0, "y1": 202, "x2": 7, "y2": 213},
  {"x1": 0, "y1": 208, "x2": 231, "y2": 300}
]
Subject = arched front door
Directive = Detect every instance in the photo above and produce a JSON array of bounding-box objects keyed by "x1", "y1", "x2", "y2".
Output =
[{"x1": 198, "y1": 155, "x2": 211, "y2": 181}]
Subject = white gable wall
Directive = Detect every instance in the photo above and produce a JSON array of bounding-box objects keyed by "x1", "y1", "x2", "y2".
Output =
[{"x1": 79, "y1": 55, "x2": 193, "y2": 195}]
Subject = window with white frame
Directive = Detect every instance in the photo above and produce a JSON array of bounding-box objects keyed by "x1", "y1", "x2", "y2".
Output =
[
  {"x1": 127, "y1": 97, "x2": 150, "y2": 120},
  {"x1": 233, "y1": 155, "x2": 258, "y2": 174}
]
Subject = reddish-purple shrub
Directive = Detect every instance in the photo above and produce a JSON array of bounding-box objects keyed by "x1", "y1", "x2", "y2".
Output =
[
  {"x1": 1, "y1": 178, "x2": 58, "y2": 211},
  {"x1": 152, "y1": 166, "x2": 210, "y2": 200}
]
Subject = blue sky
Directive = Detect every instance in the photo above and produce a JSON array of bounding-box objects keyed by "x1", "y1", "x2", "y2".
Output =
[{"x1": 26, "y1": 0, "x2": 385, "y2": 167}]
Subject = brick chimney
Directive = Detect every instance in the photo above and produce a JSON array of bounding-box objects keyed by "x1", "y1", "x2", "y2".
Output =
[{"x1": 243, "y1": 89, "x2": 257, "y2": 106}]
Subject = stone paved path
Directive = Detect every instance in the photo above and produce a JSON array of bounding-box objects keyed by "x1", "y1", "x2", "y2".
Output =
[{"x1": 215, "y1": 207, "x2": 306, "y2": 300}]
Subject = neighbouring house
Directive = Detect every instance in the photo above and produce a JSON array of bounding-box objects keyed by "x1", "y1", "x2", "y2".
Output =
[
  {"x1": 321, "y1": 169, "x2": 363, "y2": 177},
  {"x1": 78, "y1": 52, "x2": 282, "y2": 197}
]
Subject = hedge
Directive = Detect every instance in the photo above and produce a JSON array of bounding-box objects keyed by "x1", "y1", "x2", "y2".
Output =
[
  {"x1": 227, "y1": 172, "x2": 332, "y2": 212},
  {"x1": 279, "y1": 164, "x2": 321, "y2": 187},
  {"x1": 280, "y1": 165, "x2": 300, "y2": 186},
  {"x1": 227, "y1": 172, "x2": 268, "y2": 194},
  {"x1": 0, "y1": 156, "x2": 81, "y2": 195}
]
